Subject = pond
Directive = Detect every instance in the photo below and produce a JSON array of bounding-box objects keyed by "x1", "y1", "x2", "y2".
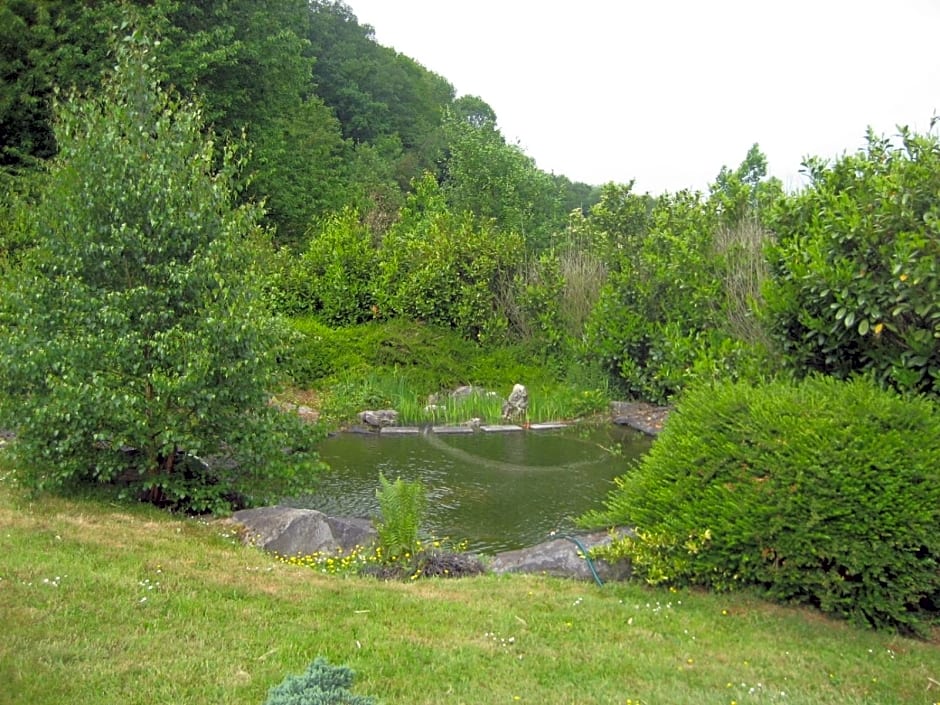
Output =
[{"x1": 290, "y1": 424, "x2": 652, "y2": 554}]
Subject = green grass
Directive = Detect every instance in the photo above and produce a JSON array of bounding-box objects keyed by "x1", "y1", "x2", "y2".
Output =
[{"x1": 1, "y1": 476, "x2": 938, "y2": 705}]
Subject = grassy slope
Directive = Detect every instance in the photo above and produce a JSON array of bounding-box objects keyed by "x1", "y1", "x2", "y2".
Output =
[{"x1": 0, "y1": 481, "x2": 938, "y2": 705}]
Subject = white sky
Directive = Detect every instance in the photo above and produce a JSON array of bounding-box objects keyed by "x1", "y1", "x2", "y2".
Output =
[{"x1": 347, "y1": 0, "x2": 940, "y2": 194}]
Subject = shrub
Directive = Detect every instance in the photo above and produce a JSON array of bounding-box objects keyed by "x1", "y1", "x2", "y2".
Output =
[
  {"x1": 584, "y1": 376, "x2": 940, "y2": 634},
  {"x1": 376, "y1": 173, "x2": 523, "y2": 343},
  {"x1": 581, "y1": 189, "x2": 724, "y2": 403},
  {"x1": 765, "y1": 128, "x2": 940, "y2": 397},
  {"x1": 264, "y1": 657, "x2": 375, "y2": 705}
]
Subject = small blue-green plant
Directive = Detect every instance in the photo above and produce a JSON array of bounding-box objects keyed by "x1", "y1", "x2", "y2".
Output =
[{"x1": 263, "y1": 657, "x2": 376, "y2": 705}]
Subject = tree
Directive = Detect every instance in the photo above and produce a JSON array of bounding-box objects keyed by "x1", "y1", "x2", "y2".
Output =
[
  {"x1": 439, "y1": 108, "x2": 564, "y2": 250},
  {"x1": 0, "y1": 31, "x2": 322, "y2": 512},
  {"x1": 710, "y1": 143, "x2": 783, "y2": 226}
]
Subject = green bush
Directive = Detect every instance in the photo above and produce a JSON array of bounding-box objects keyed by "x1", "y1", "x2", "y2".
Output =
[
  {"x1": 584, "y1": 376, "x2": 940, "y2": 634},
  {"x1": 765, "y1": 128, "x2": 940, "y2": 397},
  {"x1": 376, "y1": 173, "x2": 523, "y2": 343},
  {"x1": 264, "y1": 657, "x2": 375, "y2": 705},
  {"x1": 581, "y1": 189, "x2": 724, "y2": 403}
]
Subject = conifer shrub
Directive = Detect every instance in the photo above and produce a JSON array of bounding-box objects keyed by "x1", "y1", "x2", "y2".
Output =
[
  {"x1": 584, "y1": 376, "x2": 940, "y2": 634},
  {"x1": 263, "y1": 658, "x2": 375, "y2": 705}
]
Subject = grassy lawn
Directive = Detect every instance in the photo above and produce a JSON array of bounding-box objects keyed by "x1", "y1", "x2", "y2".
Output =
[{"x1": 0, "y1": 478, "x2": 938, "y2": 705}]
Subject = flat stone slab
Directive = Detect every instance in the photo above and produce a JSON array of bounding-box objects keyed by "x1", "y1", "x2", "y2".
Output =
[
  {"x1": 379, "y1": 426, "x2": 421, "y2": 435},
  {"x1": 480, "y1": 424, "x2": 524, "y2": 432},
  {"x1": 431, "y1": 425, "x2": 476, "y2": 434},
  {"x1": 528, "y1": 422, "x2": 568, "y2": 430}
]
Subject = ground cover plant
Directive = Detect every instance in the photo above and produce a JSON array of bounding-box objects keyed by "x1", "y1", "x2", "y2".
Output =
[
  {"x1": 584, "y1": 375, "x2": 940, "y2": 634},
  {"x1": 1, "y1": 473, "x2": 938, "y2": 705}
]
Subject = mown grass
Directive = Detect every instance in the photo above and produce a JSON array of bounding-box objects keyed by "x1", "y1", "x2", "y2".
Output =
[{"x1": 1, "y1": 474, "x2": 938, "y2": 705}]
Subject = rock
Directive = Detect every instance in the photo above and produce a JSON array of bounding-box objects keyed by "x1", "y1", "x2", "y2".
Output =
[
  {"x1": 501, "y1": 383, "x2": 528, "y2": 421},
  {"x1": 610, "y1": 401, "x2": 671, "y2": 436},
  {"x1": 489, "y1": 530, "x2": 631, "y2": 581},
  {"x1": 357, "y1": 409, "x2": 399, "y2": 429},
  {"x1": 230, "y1": 505, "x2": 376, "y2": 557}
]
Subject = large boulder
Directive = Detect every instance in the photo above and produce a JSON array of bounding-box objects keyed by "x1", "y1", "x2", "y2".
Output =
[{"x1": 231, "y1": 506, "x2": 375, "y2": 557}]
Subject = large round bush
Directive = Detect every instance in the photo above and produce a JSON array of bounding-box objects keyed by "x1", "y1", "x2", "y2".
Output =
[{"x1": 585, "y1": 376, "x2": 940, "y2": 633}]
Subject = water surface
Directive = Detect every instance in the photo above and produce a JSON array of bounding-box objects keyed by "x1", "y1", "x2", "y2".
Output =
[{"x1": 292, "y1": 425, "x2": 651, "y2": 553}]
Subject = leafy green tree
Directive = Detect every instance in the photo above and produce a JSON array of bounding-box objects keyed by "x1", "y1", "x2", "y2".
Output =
[
  {"x1": 0, "y1": 32, "x2": 322, "y2": 512},
  {"x1": 765, "y1": 128, "x2": 940, "y2": 396},
  {"x1": 582, "y1": 189, "x2": 725, "y2": 402},
  {"x1": 450, "y1": 94, "x2": 497, "y2": 128},
  {"x1": 439, "y1": 107, "x2": 564, "y2": 250},
  {"x1": 710, "y1": 143, "x2": 783, "y2": 226},
  {"x1": 306, "y1": 1, "x2": 454, "y2": 182},
  {"x1": 0, "y1": 0, "x2": 145, "y2": 173},
  {"x1": 377, "y1": 173, "x2": 524, "y2": 342},
  {"x1": 248, "y1": 95, "x2": 351, "y2": 248}
]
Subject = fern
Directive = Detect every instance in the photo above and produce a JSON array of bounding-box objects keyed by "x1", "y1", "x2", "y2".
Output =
[{"x1": 374, "y1": 473, "x2": 426, "y2": 562}]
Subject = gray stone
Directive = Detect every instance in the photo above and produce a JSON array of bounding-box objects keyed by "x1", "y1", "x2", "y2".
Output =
[
  {"x1": 480, "y1": 424, "x2": 523, "y2": 432},
  {"x1": 432, "y1": 425, "x2": 475, "y2": 434},
  {"x1": 489, "y1": 530, "x2": 631, "y2": 581},
  {"x1": 231, "y1": 505, "x2": 376, "y2": 558},
  {"x1": 501, "y1": 383, "x2": 529, "y2": 421},
  {"x1": 358, "y1": 409, "x2": 399, "y2": 428}
]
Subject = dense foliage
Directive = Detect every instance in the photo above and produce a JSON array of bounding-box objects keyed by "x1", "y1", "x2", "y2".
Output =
[
  {"x1": 584, "y1": 376, "x2": 940, "y2": 633},
  {"x1": 0, "y1": 35, "x2": 322, "y2": 513},
  {"x1": 3, "y1": 0, "x2": 940, "y2": 631},
  {"x1": 580, "y1": 170, "x2": 776, "y2": 403},
  {"x1": 765, "y1": 129, "x2": 940, "y2": 396}
]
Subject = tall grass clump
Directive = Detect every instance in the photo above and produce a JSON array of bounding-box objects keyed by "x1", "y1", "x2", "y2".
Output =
[{"x1": 584, "y1": 375, "x2": 940, "y2": 634}]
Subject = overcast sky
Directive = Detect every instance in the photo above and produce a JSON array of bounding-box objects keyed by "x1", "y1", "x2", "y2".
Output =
[{"x1": 347, "y1": 0, "x2": 940, "y2": 194}]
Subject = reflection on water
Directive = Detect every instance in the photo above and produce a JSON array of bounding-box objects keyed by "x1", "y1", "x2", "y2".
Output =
[{"x1": 290, "y1": 425, "x2": 652, "y2": 553}]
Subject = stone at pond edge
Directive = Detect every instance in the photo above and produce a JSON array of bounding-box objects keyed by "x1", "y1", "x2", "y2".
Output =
[
  {"x1": 229, "y1": 506, "x2": 631, "y2": 582},
  {"x1": 489, "y1": 530, "x2": 631, "y2": 582},
  {"x1": 610, "y1": 401, "x2": 671, "y2": 436},
  {"x1": 230, "y1": 505, "x2": 376, "y2": 557},
  {"x1": 358, "y1": 409, "x2": 399, "y2": 429}
]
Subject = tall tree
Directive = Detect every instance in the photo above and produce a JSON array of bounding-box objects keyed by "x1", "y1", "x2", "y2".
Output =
[
  {"x1": 0, "y1": 31, "x2": 322, "y2": 512},
  {"x1": 439, "y1": 107, "x2": 564, "y2": 250}
]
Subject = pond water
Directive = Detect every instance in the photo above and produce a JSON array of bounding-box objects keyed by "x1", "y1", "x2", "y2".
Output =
[{"x1": 290, "y1": 425, "x2": 652, "y2": 554}]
